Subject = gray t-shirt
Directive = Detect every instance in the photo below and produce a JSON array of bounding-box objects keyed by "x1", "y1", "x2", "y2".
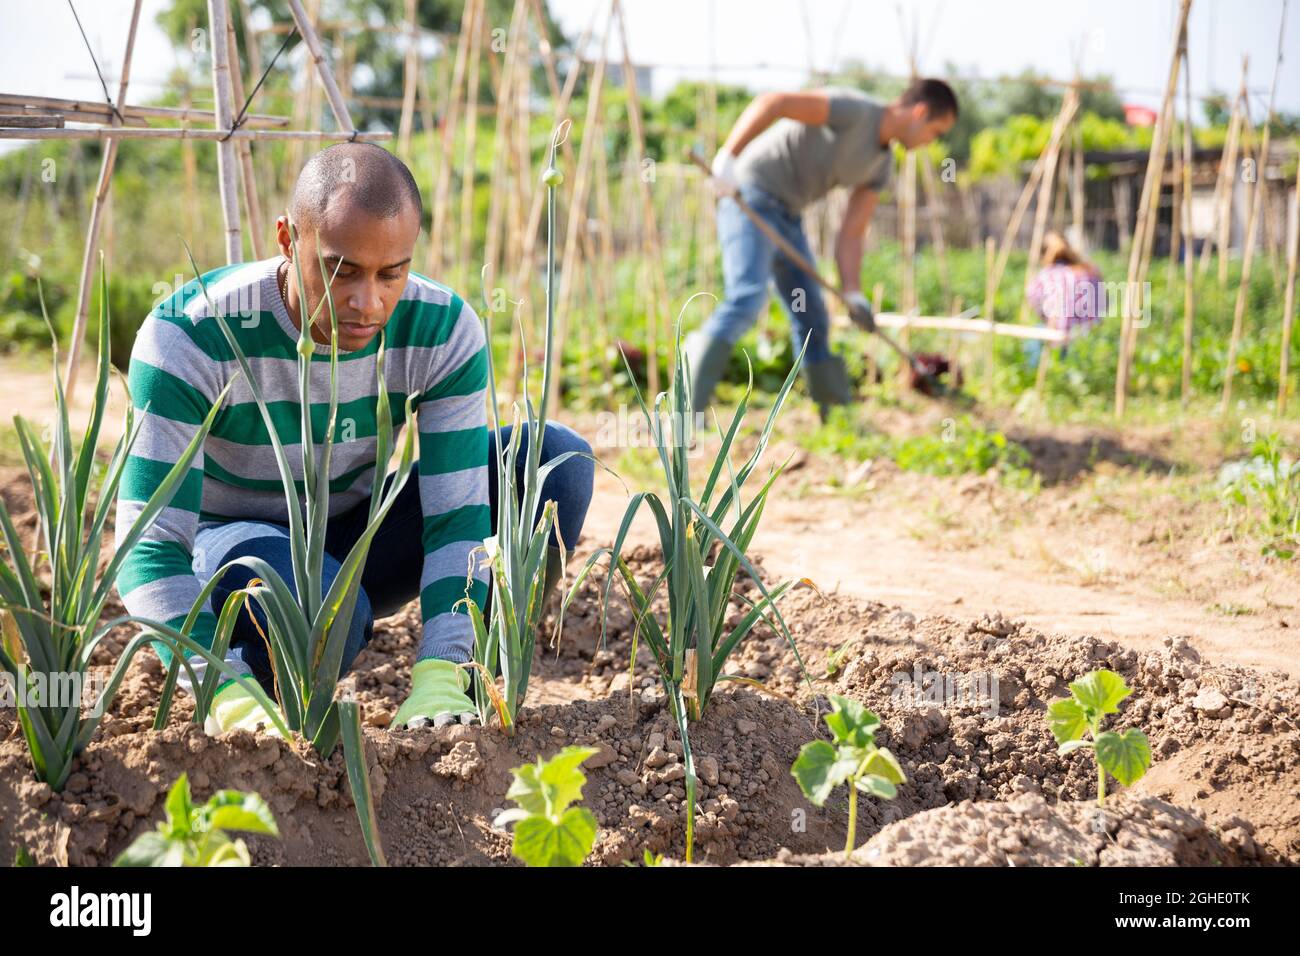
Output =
[{"x1": 735, "y1": 88, "x2": 893, "y2": 212}]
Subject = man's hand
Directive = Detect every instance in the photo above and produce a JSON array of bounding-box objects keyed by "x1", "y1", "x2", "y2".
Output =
[
  {"x1": 846, "y1": 292, "x2": 876, "y2": 333},
  {"x1": 392, "y1": 658, "x2": 478, "y2": 728},
  {"x1": 204, "y1": 681, "x2": 285, "y2": 738},
  {"x1": 709, "y1": 149, "x2": 741, "y2": 200}
]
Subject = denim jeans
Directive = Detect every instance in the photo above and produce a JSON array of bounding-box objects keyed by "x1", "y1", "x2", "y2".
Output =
[
  {"x1": 698, "y1": 185, "x2": 833, "y2": 365},
  {"x1": 193, "y1": 421, "x2": 593, "y2": 696}
]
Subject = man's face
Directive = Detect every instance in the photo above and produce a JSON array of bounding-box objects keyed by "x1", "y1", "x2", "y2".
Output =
[
  {"x1": 280, "y1": 198, "x2": 421, "y2": 352},
  {"x1": 898, "y1": 103, "x2": 956, "y2": 150}
]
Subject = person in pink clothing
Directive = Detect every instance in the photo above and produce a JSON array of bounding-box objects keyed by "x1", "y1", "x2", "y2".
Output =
[{"x1": 1025, "y1": 231, "x2": 1106, "y2": 366}]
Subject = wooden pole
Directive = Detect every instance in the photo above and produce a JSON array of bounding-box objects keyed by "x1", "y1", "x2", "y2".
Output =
[
  {"x1": 458, "y1": 0, "x2": 485, "y2": 291},
  {"x1": 397, "y1": 0, "x2": 418, "y2": 157},
  {"x1": 226, "y1": 12, "x2": 266, "y2": 259},
  {"x1": 285, "y1": 0, "x2": 356, "y2": 132},
  {"x1": 482, "y1": 0, "x2": 526, "y2": 289},
  {"x1": 982, "y1": 236, "x2": 997, "y2": 392},
  {"x1": 428, "y1": 0, "x2": 476, "y2": 277},
  {"x1": 1114, "y1": 0, "x2": 1192, "y2": 418},
  {"x1": 1199, "y1": 58, "x2": 1248, "y2": 280},
  {"x1": 209, "y1": 0, "x2": 242, "y2": 265},
  {"x1": 613, "y1": 0, "x2": 670, "y2": 399},
  {"x1": 1222, "y1": 0, "x2": 1287, "y2": 411},
  {"x1": 64, "y1": 0, "x2": 143, "y2": 402},
  {"x1": 1020, "y1": 87, "x2": 1080, "y2": 324},
  {"x1": 1180, "y1": 47, "x2": 1196, "y2": 408},
  {"x1": 549, "y1": 5, "x2": 611, "y2": 411},
  {"x1": 1277, "y1": 157, "x2": 1300, "y2": 415}
]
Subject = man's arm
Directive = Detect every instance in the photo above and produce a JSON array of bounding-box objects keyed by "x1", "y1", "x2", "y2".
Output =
[
  {"x1": 719, "y1": 90, "x2": 832, "y2": 158},
  {"x1": 835, "y1": 184, "x2": 879, "y2": 295},
  {"x1": 413, "y1": 296, "x2": 491, "y2": 665}
]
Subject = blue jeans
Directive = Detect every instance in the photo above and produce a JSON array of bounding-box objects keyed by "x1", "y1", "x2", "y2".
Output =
[
  {"x1": 197, "y1": 422, "x2": 593, "y2": 696},
  {"x1": 699, "y1": 185, "x2": 833, "y2": 364}
]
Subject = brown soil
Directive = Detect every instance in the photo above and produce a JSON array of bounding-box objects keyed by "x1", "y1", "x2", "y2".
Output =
[{"x1": 2, "y1": 541, "x2": 1296, "y2": 867}]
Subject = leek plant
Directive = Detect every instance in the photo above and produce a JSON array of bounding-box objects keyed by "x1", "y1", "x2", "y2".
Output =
[
  {"x1": 460, "y1": 122, "x2": 592, "y2": 734},
  {"x1": 570, "y1": 317, "x2": 812, "y2": 861},
  {"x1": 153, "y1": 234, "x2": 417, "y2": 761},
  {"x1": 0, "y1": 263, "x2": 234, "y2": 790}
]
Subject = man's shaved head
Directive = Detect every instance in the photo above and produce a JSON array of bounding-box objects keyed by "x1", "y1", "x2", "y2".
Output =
[
  {"x1": 276, "y1": 143, "x2": 424, "y2": 352},
  {"x1": 290, "y1": 142, "x2": 422, "y2": 230}
]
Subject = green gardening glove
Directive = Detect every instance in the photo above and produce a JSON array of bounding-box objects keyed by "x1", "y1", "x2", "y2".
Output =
[
  {"x1": 392, "y1": 659, "x2": 477, "y2": 728},
  {"x1": 204, "y1": 681, "x2": 286, "y2": 738}
]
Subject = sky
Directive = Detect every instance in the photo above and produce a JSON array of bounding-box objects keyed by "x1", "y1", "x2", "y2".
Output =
[{"x1": 0, "y1": 0, "x2": 1296, "y2": 132}]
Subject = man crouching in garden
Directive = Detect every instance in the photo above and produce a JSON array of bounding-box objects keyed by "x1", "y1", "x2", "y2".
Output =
[{"x1": 114, "y1": 143, "x2": 593, "y2": 733}]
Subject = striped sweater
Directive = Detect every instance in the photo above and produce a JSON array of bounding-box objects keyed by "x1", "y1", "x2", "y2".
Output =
[{"x1": 114, "y1": 256, "x2": 490, "y2": 669}]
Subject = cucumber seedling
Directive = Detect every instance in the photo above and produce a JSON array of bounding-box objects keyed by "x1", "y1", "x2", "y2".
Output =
[
  {"x1": 114, "y1": 773, "x2": 279, "y2": 867},
  {"x1": 494, "y1": 745, "x2": 600, "y2": 867},
  {"x1": 792, "y1": 694, "x2": 905, "y2": 859},
  {"x1": 1047, "y1": 668, "x2": 1152, "y2": 807}
]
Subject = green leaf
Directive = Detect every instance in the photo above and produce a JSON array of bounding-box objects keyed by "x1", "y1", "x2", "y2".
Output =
[
  {"x1": 512, "y1": 806, "x2": 598, "y2": 867},
  {"x1": 1095, "y1": 729, "x2": 1152, "y2": 786},
  {"x1": 855, "y1": 775, "x2": 898, "y2": 800},
  {"x1": 823, "y1": 694, "x2": 880, "y2": 748},
  {"x1": 1047, "y1": 698, "x2": 1089, "y2": 744},
  {"x1": 503, "y1": 746, "x2": 599, "y2": 835},
  {"x1": 202, "y1": 790, "x2": 279, "y2": 837},
  {"x1": 535, "y1": 745, "x2": 599, "y2": 816},
  {"x1": 163, "y1": 773, "x2": 193, "y2": 835},
  {"x1": 1069, "y1": 669, "x2": 1131, "y2": 718},
  {"x1": 791, "y1": 739, "x2": 857, "y2": 806},
  {"x1": 861, "y1": 746, "x2": 906, "y2": 785},
  {"x1": 113, "y1": 831, "x2": 174, "y2": 867}
]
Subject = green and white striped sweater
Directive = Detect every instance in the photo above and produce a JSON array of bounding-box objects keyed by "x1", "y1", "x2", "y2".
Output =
[{"x1": 114, "y1": 256, "x2": 490, "y2": 669}]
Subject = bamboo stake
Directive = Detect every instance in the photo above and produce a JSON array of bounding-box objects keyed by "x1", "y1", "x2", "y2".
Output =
[
  {"x1": 550, "y1": 6, "x2": 611, "y2": 411},
  {"x1": 209, "y1": 0, "x2": 242, "y2": 265},
  {"x1": 1070, "y1": 125, "x2": 1085, "y2": 246},
  {"x1": 983, "y1": 235, "x2": 997, "y2": 391},
  {"x1": 613, "y1": 0, "x2": 669, "y2": 399},
  {"x1": 1020, "y1": 87, "x2": 1080, "y2": 326},
  {"x1": 226, "y1": 12, "x2": 266, "y2": 258},
  {"x1": 1222, "y1": 0, "x2": 1287, "y2": 412},
  {"x1": 64, "y1": 0, "x2": 143, "y2": 402},
  {"x1": 285, "y1": 0, "x2": 355, "y2": 132},
  {"x1": 428, "y1": 0, "x2": 476, "y2": 276},
  {"x1": 1114, "y1": 0, "x2": 1192, "y2": 417},
  {"x1": 483, "y1": 0, "x2": 527, "y2": 288},
  {"x1": 0, "y1": 93, "x2": 288, "y2": 128},
  {"x1": 506, "y1": 3, "x2": 599, "y2": 403},
  {"x1": 1180, "y1": 47, "x2": 1196, "y2": 407},
  {"x1": 458, "y1": 0, "x2": 485, "y2": 291},
  {"x1": 1278, "y1": 156, "x2": 1300, "y2": 415},
  {"x1": 397, "y1": 0, "x2": 418, "y2": 157},
  {"x1": 1199, "y1": 58, "x2": 1248, "y2": 280}
]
